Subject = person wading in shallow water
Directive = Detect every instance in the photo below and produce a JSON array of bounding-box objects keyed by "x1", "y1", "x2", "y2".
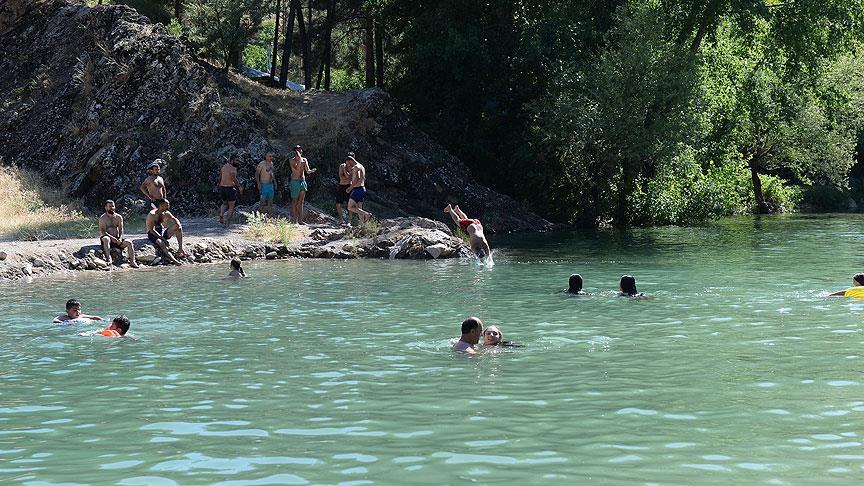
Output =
[
  {"x1": 98, "y1": 200, "x2": 138, "y2": 268},
  {"x1": 289, "y1": 145, "x2": 317, "y2": 224},
  {"x1": 146, "y1": 199, "x2": 184, "y2": 265},
  {"x1": 218, "y1": 156, "x2": 243, "y2": 225},
  {"x1": 139, "y1": 159, "x2": 167, "y2": 209}
]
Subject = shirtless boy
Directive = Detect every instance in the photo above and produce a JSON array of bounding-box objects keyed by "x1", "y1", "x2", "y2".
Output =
[
  {"x1": 256, "y1": 153, "x2": 277, "y2": 218},
  {"x1": 218, "y1": 156, "x2": 244, "y2": 225},
  {"x1": 334, "y1": 154, "x2": 353, "y2": 225},
  {"x1": 139, "y1": 160, "x2": 166, "y2": 209},
  {"x1": 98, "y1": 200, "x2": 139, "y2": 268},
  {"x1": 452, "y1": 317, "x2": 483, "y2": 354},
  {"x1": 54, "y1": 299, "x2": 104, "y2": 323},
  {"x1": 289, "y1": 145, "x2": 317, "y2": 224},
  {"x1": 444, "y1": 204, "x2": 492, "y2": 261},
  {"x1": 345, "y1": 155, "x2": 372, "y2": 226},
  {"x1": 146, "y1": 199, "x2": 184, "y2": 265}
]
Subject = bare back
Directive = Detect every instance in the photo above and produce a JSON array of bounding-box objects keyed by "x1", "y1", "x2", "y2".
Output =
[
  {"x1": 352, "y1": 163, "x2": 367, "y2": 187},
  {"x1": 219, "y1": 163, "x2": 238, "y2": 187}
]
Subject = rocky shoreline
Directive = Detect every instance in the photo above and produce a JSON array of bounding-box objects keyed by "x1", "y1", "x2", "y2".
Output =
[{"x1": 0, "y1": 217, "x2": 471, "y2": 282}]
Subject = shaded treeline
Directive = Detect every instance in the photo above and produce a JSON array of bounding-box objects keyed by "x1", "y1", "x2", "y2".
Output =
[{"x1": 103, "y1": 0, "x2": 864, "y2": 226}]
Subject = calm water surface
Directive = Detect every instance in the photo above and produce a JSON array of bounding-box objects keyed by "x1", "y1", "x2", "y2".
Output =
[{"x1": 2, "y1": 215, "x2": 864, "y2": 484}]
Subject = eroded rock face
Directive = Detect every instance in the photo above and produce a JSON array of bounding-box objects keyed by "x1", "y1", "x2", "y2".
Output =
[{"x1": 0, "y1": 0, "x2": 549, "y2": 232}]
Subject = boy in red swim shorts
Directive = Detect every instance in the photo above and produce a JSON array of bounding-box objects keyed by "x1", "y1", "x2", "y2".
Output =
[{"x1": 444, "y1": 204, "x2": 492, "y2": 261}]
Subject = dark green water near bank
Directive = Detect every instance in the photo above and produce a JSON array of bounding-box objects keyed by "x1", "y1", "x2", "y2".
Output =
[{"x1": 1, "y1": 215, "x2": 863, "y2": 483}]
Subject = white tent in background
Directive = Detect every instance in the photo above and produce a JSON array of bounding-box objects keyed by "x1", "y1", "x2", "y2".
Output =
[{"x1": 240, "y1": 66, "x2": 305, "y2": 92}]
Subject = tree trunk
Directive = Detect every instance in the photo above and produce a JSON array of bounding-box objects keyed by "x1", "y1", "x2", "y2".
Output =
[
  {"x1": 270, "y1": 0, "x2": 281, "y2": 80},
  {"x1": 374, "y1": 19, "x2": 384, "y2": 87},
  {"x1": 323, "y1": 0, "x2": 334, "y2": 90},
  {"x1": 690, "y1": 0, "x2": 723, "y2": 53},
  {"x1": 174, "y1": 0, "x2": 183, "y2": 20},
  {"x1": 749, "y1": 159, "x2": 769, "y2": 214},
  {"x1": 278, "y1": 1, "x2": 297, "y2": 89},
  {"x1": 675, "y1": 1, "x2": 703, "y2": 46},
  {"x1": 293, "y1": 0, "x2": 311, "y2": 90},
  {"x1": 364, "y1": 15, "x2": 375, "y2": 88}
]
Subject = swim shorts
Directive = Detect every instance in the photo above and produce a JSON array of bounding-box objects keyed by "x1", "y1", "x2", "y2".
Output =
[
  {"x1": 108, "y1": 239, "x2": 125, "y2": 250},
  {"x1": 260, "y1": 182, "x2": 275, "y2": 201},
  {"x1": 459, "y1": 219, "x2": 481, "y2": 231},
  {"x1": 219, "y1": 186, "x2": 238, "y2": 202},
  {"x1": 349, "y1": 186, "x2": 366, "y2": 203},
  {"x1": 147, "y1": 226, "x2": 173, "y2": 244},
  {"x1": 335, "y1": 184, "x2": 350, "y2": 204},
  {"x1": 290, "y1": 179, "x2": 308, "y2": 199}
]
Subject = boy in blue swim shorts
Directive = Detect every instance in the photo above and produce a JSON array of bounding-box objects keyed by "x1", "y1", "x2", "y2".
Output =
[
  {"x1": 288, "y1": 145, "x2": 317, "y2": 224},
  {"x1": 255, "y1": 153, "x2": 278, "y2": 218}
]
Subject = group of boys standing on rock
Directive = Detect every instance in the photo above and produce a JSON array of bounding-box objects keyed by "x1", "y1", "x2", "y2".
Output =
[{"x1": 98, "y1": 146, "x2": 494, "y2": 268}]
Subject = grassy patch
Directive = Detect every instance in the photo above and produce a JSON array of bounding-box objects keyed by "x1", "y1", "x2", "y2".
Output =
[
  {"x1": 243, "y1": 211, "x2": 296, "y2": 245},
  {"x1": 347, "y1": 217, "x2": 380, "y2": 238},
  {"x1": 454, "y1": 227, "x2": 470, "y2": 243},
  {"x1": 0, "y1": 166, "x2": 94, "y2": 240}
]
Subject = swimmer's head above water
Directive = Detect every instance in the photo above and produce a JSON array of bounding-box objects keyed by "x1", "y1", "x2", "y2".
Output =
[
  {"x1": 102, "y1": 315, "x2": 130, "y2": 337},
  {"x1": 484, "y1": 325, "x2": 502, "y2": 345},
  {"x1": 461, "y1": 317, "x2": 483, "y2": 345},
  {"x1": 854, "y1": 273, "x2": 864, "y2": 286},
  {"x1": 65, "y1": 299, "x2": 81, "y2": 318},
  {"x1": 620, "y1": 275, "x2": 638, "y2": 296},
  {"x1": 568, "y1": 274, "x2": 583, "y2": 294}
]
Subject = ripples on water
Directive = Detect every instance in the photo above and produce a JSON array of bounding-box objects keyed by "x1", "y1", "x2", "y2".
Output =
[{"x1": 1, "y1": 215, "x2": 864, "y2": 483}]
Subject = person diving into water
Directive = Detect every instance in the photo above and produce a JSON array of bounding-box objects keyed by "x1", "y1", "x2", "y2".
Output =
[{"x1": 444, "y1": 204, "x2": 492, "y2": 263}]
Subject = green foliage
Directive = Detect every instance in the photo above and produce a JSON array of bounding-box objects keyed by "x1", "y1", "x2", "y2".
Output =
[
  {"x1": 757, "y1": 175, "x2": 803, "y2": 214},
  {"x1": 801, "y1": 185, "x2": 849, "y2": 212},
  {"x1": 186, "y1": 0, "x2": 267, "y2": 71},
  {"x1": 243, "y1": 44, "x2": 268, "y2": 72},
  {"x1": 111, "y1": 0, "x2": 172, "y2": 24},
  {"x1": 329, "y1": 69, "x2": 364, "y2": 92},
  {"x1": 167, "y1": 18, "x2": 183, "y2": 37}
]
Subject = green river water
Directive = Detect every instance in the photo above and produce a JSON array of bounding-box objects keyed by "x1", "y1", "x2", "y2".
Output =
[{"x1": 2, "y1": 215, "x2": 864, "y2": 484}]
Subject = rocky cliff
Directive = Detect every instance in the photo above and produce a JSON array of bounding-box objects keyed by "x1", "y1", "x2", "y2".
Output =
[{"x1": 0, "y1": 0, "x2": 549, "y2": 233}]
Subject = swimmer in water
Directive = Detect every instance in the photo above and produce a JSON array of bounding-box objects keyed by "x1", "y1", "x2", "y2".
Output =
[
  {"x1": 452, "y1": 317, "x2": 483, "y2": 355},
  {"x1": 53, "y1": 299, "x2": 105, "y2": 323},
  {"x1": 444, "y1": 204, "x2": 492, "y2": 262},
  {"x1": 567, "y1": 274, "x2": 585, "y2": 295},
  {"x1": 228, "y1": 258, "x2": 247, "y2": 278},
  {"x1": 830, "y1": 273, "x2": 864, "y2": 298},
  {"x1": 101, "y1": 315, "x2": 131, "y2": 337},
  {"x1": 483, "y1": 325, "x2": 523, "y2": 348},
  {"x1": 619, "y1": 275, "x2": 652, "y2": 298}
]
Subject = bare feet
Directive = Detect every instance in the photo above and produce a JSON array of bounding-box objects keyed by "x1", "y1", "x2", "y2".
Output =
[
  {"x1": 444, "y1": 204, "x2": 452, "y2": 213},
  {"x1": 129, "y1": 261, "x2": 140, "y2": 269}
]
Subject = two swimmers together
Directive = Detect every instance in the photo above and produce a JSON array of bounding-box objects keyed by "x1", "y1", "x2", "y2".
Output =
[
  {"x1": 53, "y1": 299, "x2": 132, "y2": 338},
  {"x1": 452, "y1": 317, "x2": 521, "y2": 355},
  {"x1": 567, "y1": 274, "x2": 652, "y2": 298}
]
